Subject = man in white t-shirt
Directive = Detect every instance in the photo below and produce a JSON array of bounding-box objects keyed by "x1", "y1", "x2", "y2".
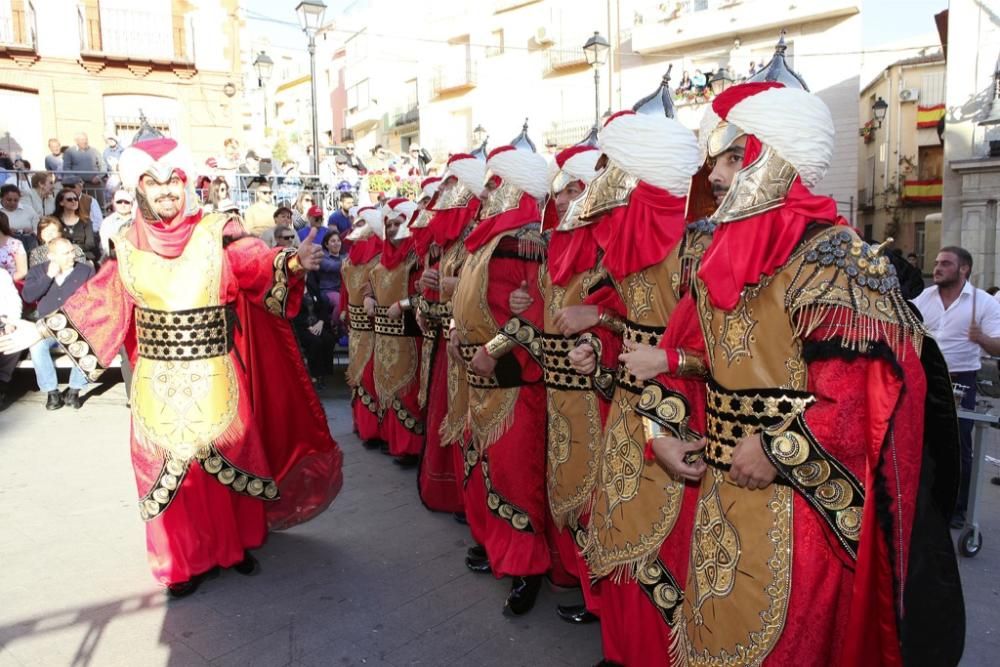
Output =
[{"x1": 913, "y1": 245, "x2": 1000, "y2": 526}]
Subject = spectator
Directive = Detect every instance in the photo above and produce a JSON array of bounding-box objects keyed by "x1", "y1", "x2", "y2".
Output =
[
  {"x1": 61, "y1": 175, "x2": 103, "y2": 232},
  {"x1": 748, "y1": 60, "x2": 757, "y2": 77},
  {"x1": 243, "y1": 180, "x2": 277, "y2": 237},
  {"x1": 691, "y1": 69, "x2": 707, "y2": 93},
  {"x1": 677, "y1": 70, "x2": 692, "y2": 93},
  {"x1": 405, "y1": 144, "x2": 432, "y2": 177},
  {"x1": 103, "y1": 135, "x2": 124, "y2": 173},
  {"x1": 343, "y1": 141, "x2": 367, "y2": 174},
  {"x1": 291, "y1": 191, "x2": 315, "y2": 230},
  {"x1": 886, "y1": 246, "x2": 924, "y2": 299},
  {"x1": 0, "y1": 268, "x2": 20, "y2": 409},
  {"x1": 278, "y1": 160, "x2": 303, "y2": 203},
  {"x1": 307, "y1": 231, "x2": 346, "y2": 331},
  {"x1": 99, "y1": 190, "x2": 134, "y2": 258},
  {"x1": 913, "y1": 246, "x2": 1000, "y2": 528},
  {"x1": 6, "y1": 158, "x2": 32, "y2": 191},
  {"x1": 62, "y1": 132, "x2": 107, "y2": 210},
  {"x1": 327, "y1": 192, "x2": 354, "y2": 236},
  {"x1": 260, "y1": 207, "x2": 299, "y2": 247},
  {"x1": 238, "y1": 150, "x2": 264, "y2": 194},
  {"x1": 292, "y1": 288, "x2": 335, "y2": 389},
  {"x1": 271, "y1": 222, "x2": 300, "y2": 249},
  {"x1": 0, "y1": 211, "x2": 27, "y2": 281},
  {"x1": 298, "y1": 204, "x2": 328, "y2": 245},
  {"x1": 23, "y1": 171, "x2": 55, "y2": 219},
  {"x1": 907, "y1": 252, "x2": 920, "y2": 269},
  {"x1": 1, "y1": 184, "x2": 39, "y2": 251},
  {"x1": 22, "y1": 237, "x2": 95, "y2": 410},
  {"x1": 333, "y1": 156, "x2": 359, "y2": 190},
  {"x1": 44, "y1": 138, "x2": 64, "y2": 173},
  {"x1": 203, "y1": 176, "x2": 231, "y2": 214},
  {"x1": 54, "y1": 188, "x2": 99, "y2": 265},
  {"x1": 30, "y1": 217, "x2": 86, "y2": 267}
]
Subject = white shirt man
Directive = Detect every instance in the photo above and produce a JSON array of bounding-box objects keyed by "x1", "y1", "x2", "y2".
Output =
[
  {"x1": 99, "y1": 190, "x2": 135, "y2": 258},
  {"x1": 915, "y1": 280, "x2": 1000, "y2": 372}
]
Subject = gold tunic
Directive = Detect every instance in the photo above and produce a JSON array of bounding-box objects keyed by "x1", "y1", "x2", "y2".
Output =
[
  {"x1": 438, "y1": 237, "x2": 472, "y2": 446},
  {"x1": 114, "y1": 214, "x2": 239, "y2": 462},
  {"x1": 370, "y1": 252, "x2": 420, "y2": 405},
  {"x1": 342, "y1": 252, "x2": 380, "y2": 387},
  {"x1": 541, "y1": 261, "x2": 606, "y2": 529}
]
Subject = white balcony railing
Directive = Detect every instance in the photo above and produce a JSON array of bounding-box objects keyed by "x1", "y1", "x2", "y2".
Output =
[
  {"x1": 546, "y1": 46, "x2": 588, "y2": 73},
  {"x1": 78, "y1": 5, "x2": 194, "y2": 62}
]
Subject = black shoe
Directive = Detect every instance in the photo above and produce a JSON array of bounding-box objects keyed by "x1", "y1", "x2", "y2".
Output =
[
  {"x1": 64, "y1": 389, "x2": 83, "y2": 410},
  {"x1": 950, "y1": 513, "x2": 966, "y2": 530},
  {"x1": 503, "y1": 575, "x2": 543, "y2": 617},
  {"x1": 45, "y1": 391, "x2": 63, "y2": 410},
  {"x1": 362, "y1": 438, "x2": 384, "y2": 450},
  {"x1": 166, "y1": 567, "x2": 219, "y2": 598},
  {"x1": 232, "y1": 551, "x2": 259, "y2": 576},
  {"x1": 465, "y1": 545, "x2": 491, "y2": 574},
  {"x1": 393, "y1": 454, "x2": 419, "y2": 468},
  {"x1": 453, "y1": 512, "x2": 468, "y2": 525},
  {"x1": 557, "y1": 603, "x2": 598, "y2": 625},
  {"x1": 380, "y1": 441, "x2": 391, "y2": 455},
  {"x1": 594, "y1": 661, "x2": 624, "y2": 667}
]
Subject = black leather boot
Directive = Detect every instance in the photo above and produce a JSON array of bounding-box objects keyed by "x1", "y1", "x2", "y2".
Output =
[
  {"x1": 503, "y1": 575, "x2": 542, "y2": 616},
  {"x1": 45, "y1": 390, "x2": 63, "y2": 410},
  {"x1": 556, "y1": 603, "x2": 598, "y2": 624},
  {"x1": 392, "y1": 454, "x2": 419, "y2": 468},
  {"x1": 64, "y1": 389, "x2": 83, "y2": 410},
  {"x1": 232, "y1": 551, "x2": 259, "y2": 576},
  {"x1": 465, "y1": 545, "x2": 491, "y2": 574}
]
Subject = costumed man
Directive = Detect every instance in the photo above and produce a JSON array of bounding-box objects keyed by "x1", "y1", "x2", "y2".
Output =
[
  {"x1": 410, "y1": 174, "x2": 472, "y2": 514},
  {"x1": 568, "y1": 101, "x2": 705, "y2": 666},
  {"x1": 450, "y1": 124, "x2": 556, "y2": 615},
  {"x1": 342, "y1": 206, "x2": 385, "y2": 448},
  {"x1": 369, "y1": 197, "x2": 425, "y2": 467},
  {"x1": 0, "y1": 138, "x2": 344, "y2": 596},
  {"x1": 649, "y1": 81, "x2": 965, "y2": 666},
  {"x1": 507, "y1": 142, "x2": 616, "y2": 626}
]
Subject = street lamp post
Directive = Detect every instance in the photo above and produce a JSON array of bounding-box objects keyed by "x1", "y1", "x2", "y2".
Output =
[
  {"x1": 709, "y1": 66, "x2": 733, "y2": 96},
  {"x1": 252, "y1": 50, "x2": 273, "y2": 133},
  {"x1": 472, "y1": 124, "x2": 487, "y2": 147},
  {"x1": 296, "y1": 0, "x2": 327, "y2": 176},
  {"x1": 869, "y1": 97, "x2": 888, "y2": 212},
  {"x1": 583, "y1": 31, "x2": 610, "y2": 128}
]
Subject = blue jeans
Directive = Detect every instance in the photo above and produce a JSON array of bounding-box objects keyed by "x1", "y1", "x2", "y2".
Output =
[{"x1": 30, "y1": 338, "x2": 87, "y2": 393}]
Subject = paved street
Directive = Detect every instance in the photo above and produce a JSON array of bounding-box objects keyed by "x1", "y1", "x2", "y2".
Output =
[{"x1": 0, "y1": 370, "x2": 998, "y2": 666}]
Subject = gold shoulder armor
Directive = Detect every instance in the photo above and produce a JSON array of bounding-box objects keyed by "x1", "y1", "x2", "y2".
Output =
[{"x1": 785, "y1": 226, "x2": 925, "y2": 354}]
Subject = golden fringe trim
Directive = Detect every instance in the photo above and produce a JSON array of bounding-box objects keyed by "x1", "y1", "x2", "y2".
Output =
[
  {"x1": 516, "y1": 235, "x2": 547, "y2": 263},
  {"x1": 133, "y1": 412, "x2": 246, "y2": 463},
  {"x1": 440, "y1": 413, "x2": 468, "y2": 447},
  {"x1": 474, "y1": 409, "x2": 517, "y2": 452},
  {"x1": 791, "y1": 302, "x2": 924, "y2": 360},
  {"x1": 669, "y1": 604, "x2": 690, "y2": 667},
  {"x1": 581, "y1": 534, "x2": 663, "y2": 585}
]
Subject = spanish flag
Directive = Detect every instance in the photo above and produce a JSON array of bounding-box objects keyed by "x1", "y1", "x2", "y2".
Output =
[
  {"x1": 917, "y1": 104, "x2": 945, "y2": 128},
  {"x1": 902, "y1": 179, "x2": 943, "y2": 203}
]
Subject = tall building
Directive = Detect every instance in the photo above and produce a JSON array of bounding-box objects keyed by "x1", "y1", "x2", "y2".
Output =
[
  {"x1": 0, "y1": 0, "x2": 244, "y2": 168},
  {"x1": 857, "y1": 52, "x2": 946, "y2": 272},
  {"x1": 940, "y1": 1, "x2": 1000, "y2": 287}
]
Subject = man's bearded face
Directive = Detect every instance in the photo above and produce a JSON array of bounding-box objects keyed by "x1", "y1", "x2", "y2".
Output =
[
  {"x1": 708, "y1": 135, "x2": 748, "y2": 205},
  {"x1": 141, "y1": 173, "x2": 185, "y2": 221},
  {"x1": 554, "y1": 180, "x2": 585, "y2": 220},
  {"x1": 932, "y1": 251, "x2": 967, "y2": 289},
  {"x1": 385, "y1": 216, "x2": 403, "y2": 243}
]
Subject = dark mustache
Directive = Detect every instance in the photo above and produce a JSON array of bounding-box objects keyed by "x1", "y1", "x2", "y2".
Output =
[{"x1": 711, "y1": 184, "x2": 728, "y2": 196}]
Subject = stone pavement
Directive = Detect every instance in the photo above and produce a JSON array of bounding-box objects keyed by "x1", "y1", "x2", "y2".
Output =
[{"x1": 0, "y1": 371, "x2": 997, "y2": 666}]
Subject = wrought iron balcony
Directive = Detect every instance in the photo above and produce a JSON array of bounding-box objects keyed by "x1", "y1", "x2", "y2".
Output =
[
  {"x1": 392, "y1": 105, "x2": 420, "y2": 128},
  {"x1": 545, "y1": 46, "x2": 588, "y2": 74},
  {"x1": 432, "y1": 63, "x2": 477, "y2": 96}
]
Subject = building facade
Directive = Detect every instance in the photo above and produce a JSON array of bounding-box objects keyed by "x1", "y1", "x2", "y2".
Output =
[
  {"x1": 940, "y1": 0, "x2": 1000, "y2": 288},
  {"x1": 0, "y1": 0, "x2": 243, "y2": 169},
  {"x1": 857, "y1": 53, "x2": 946, "y2": 273}
]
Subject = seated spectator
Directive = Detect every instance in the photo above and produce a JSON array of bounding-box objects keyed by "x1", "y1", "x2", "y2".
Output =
[
  {"x1": 60, "y1": 175, "x2": 103, "y2": 233},
  {"x1": 260, "y1": 207, "x2": 299, "y2": 247},
  {"x1": 748, "y1": 60, "x2": 757, "y2": 77},
  {"x1": 243, "y1": 179, "x2": 277, "y2": 237},
  {"x1": 270, "y1": 222, "x2": 300, "y2": 249},
  {"x1": 298, "y1": 204, "x2": 329, "y2": 245},
  {"x1": 23, "y1": 171, "x2": 55, "y2": 219},
  {"x1": 907, "y1": 252, "x2": 920, "y2": 269},
  {"x1": 21, "y1": 238, "x2": 95, "y2": 410},
  {"x1": 30, "y1": 217, "x2": 85, "y2": 267},
  {"x1": 677, "y1": 70, "x2": 692, "y2": 93},
  {"x1": 54, "y1": 188, "x2": 99, "y2": 265},
  {"x1": 292, "y1": 287, "x2": 335, "y2": 389},
  {"x1": 327, "y1": 192, "x2": 354, "y2": 236},
  {"x1": 691, "y1": 69, "x2": 707, "y2": 92},
  {"x1": 1, "y1": 183, "x2": 39, "y2": 253},
  {"x1": 307, "y1": 232, "x2": 346, "y2": 331},
  {"x1": 99, "y1": 190, "x2": 134, "y2": 259},
  {"x1": 292, "y1": 191, "x2": 315, "y2": 230},
  {"x1": 0, "y1": 268, "x2": 20, "y2": 409},
  {"x1": 203, "y1": 176, "x2": 231, "y2": 214},
  {"x1": 0, "y1": 211, "x2": 27, "y2": 281}
]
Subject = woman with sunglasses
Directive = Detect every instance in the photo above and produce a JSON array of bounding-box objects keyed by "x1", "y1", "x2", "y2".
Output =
[
  {"x1": 54, "y1": 188, "x2": 99, "y2": 265},
  {"x1": 203, "y1": 176, "x2": 231, "y2": 214},
  {"x1": 292, "y1": 191, "x2": 315, "y2": 230}
]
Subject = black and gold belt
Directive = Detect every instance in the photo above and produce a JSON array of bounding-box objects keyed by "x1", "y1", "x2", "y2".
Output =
[
  {"x1": 704, "y1": 379, "x2": 815, "y2": 472},
  {"x1": 540, "y1": 334, "x2": 613, "y2": 398},
  {"x1": 135, "y1": 305, "x2": 232, "y2": 362},
  {"x1": 616, "y1": 320, "x2": 664, "y2": 395},
  {"x1": 347, "y1": 304, "x2": 372, "y2": 331},
  {"x1": 373, "y1": 305, "x2": 421, "y2": 337},
  {"x1": 459, "y1": 342, "x2": 527, "y2": 389}
]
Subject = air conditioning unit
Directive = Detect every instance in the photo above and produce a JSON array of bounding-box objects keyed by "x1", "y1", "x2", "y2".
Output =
[
  {"x1": 535, "y1": 26, "x2": 554, "y2": 45},
  {"x1": 899, "y1": 88, "x2": 919, "y2": 103}
]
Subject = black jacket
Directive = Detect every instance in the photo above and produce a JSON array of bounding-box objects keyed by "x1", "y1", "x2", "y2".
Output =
[{"x1": 22, "y1": 261, "x2": 94, "y2": 317}]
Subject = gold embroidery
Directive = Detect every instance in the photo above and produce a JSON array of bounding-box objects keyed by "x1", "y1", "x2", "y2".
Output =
[
  {"x1": 623, "y1": 271, "x2": 656, "y2": 321},
  {"x1": 719, "y1": 303, "x2": 756, "y2": 365},
  {"x1": 690, "y1": 478, "x2": 740, "y2": 615},
  {"x1": 604, "y1": 394, "x2": 644, "y2": 512}
]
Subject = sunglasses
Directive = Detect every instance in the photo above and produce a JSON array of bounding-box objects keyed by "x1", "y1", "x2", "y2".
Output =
[
  {"x1": 258, "y1": 190, "x2": 272, "y2": 195},
  {"x1": 63, "y1": 197, "x2": 78, "y2": 202},
  {"x1": 278, "y1": 235, "x2": 295, "y2": 241},
  {"x1": 115, "y1": 199, "x2": 131, "y2": 205}
]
